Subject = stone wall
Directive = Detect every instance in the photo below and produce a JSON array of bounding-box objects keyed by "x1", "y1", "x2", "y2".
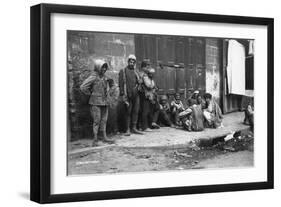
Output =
[
  {"x1": 67, "y1": 31, "x2": 134, "y2": 140},
  {"x1": 68, "y1": 33, "x2": 223, "y2": 140},
  {"x1": 205, "y1": 38, "x2": 221, "y2": 104}
]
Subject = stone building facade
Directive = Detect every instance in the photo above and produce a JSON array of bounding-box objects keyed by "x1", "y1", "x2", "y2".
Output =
[
  {"x1": 67, "y1": 31, "x2": 250, "y2": 141},
  {"x1": 67, "y1": 31, "x2": 134, "y2": 140}
]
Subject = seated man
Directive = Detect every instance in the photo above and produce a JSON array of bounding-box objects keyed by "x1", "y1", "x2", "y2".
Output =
[
  {"x1": 170, "y1": 93, "x2": 185, "y2": 126},
  {"x1": 179, "y1": 99, "x2": 195, "y2": 131},
  {"x1": 244, "y1": 102, "x2": 254, "y2": 131},
  {"x1": 203, "y1": 93, "x2": 223, "y2": 128},
  {"x1": 179, "y1": 98, "x2": 204, "y2": 131},
  {"x1": 196, "y1": 94, "x2": 206, "y2": 109},
  {"x1": 152, "y1": 95, "x2": 175, "y2": 128}
]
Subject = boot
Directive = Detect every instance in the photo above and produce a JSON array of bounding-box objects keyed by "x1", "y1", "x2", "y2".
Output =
[{"x1": 101, "y1": 131, "x2": 115, "y2": 144}]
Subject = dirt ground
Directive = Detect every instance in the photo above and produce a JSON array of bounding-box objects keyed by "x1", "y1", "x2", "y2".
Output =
[{"x1": 68, "y1": 131, "x2": 254, "y2": 175}]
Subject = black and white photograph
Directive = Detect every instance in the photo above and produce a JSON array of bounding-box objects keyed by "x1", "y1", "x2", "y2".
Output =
[
  {"x1": 28, "y1": 2, "x2": 273, "y2": 204},
  {"x1": 0, "y1": 0, "x2": 278, "y2": 205},
  {"x1": 67, "y1": 31, "x2": 255, "y2": 175}
]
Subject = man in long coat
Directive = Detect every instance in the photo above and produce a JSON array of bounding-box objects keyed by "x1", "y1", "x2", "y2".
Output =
[
  {"x1": 119, "y1": 55, "x2": 143, "y2": 136},
  {"x1": 80, "y1": 59, "x2": 114, "y2": 146}
]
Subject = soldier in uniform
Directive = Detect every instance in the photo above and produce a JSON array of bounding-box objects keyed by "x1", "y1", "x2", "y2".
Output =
[
  {"x1": 80, "y1": 59, "x2": 114, "y2": 146},
  {"x1": 119, "y1": 55, "x2": 143, "y2": 136}
]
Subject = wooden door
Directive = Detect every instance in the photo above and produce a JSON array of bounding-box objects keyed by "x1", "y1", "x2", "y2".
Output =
[
  {"x1": 175, "y1": 37, "x2": 186, "y2": 95},
  {"x1": 156, "y1": 36, "x2": 176, "y2": 95},
  {"x1": 185, "y1": 38, "x2": 206, "y2": 96},
  {"x1": 135, "y1": 34, "x2": 156, "y2": 67},
  {"x1": 135, "y1": 35, "x2": 206, "y2": 97}
]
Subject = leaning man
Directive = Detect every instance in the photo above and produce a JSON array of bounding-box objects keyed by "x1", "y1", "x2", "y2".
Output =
[
  {"x1": 80, "y1": 59, "x2": 114, "y2": 146},
  {"x1": 119, "y1": 55, "x2": 143, "y2": 136}
]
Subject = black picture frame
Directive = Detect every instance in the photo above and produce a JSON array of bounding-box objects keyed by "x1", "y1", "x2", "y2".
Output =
[{"x1": 30, "y1": 3, "x2": 274, "y2": 204}]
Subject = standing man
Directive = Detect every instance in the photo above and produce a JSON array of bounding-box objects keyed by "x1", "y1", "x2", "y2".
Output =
[
  {"x1": 80, "y1": 59, "x2": 114, "y2": 146},
  {"x1": 141, "y1": 67, "x2": 158, "y2": 132},
  {"x1": 119, "y1": 55, "x2": 143, "y2": 136},
  {"x1": 137, "y1": 60, "x2": 151, "y2": 130}
]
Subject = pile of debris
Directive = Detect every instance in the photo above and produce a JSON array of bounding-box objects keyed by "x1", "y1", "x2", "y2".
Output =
[{"x1": 212, "y1": 131, "x2": 254, "y2": 152}]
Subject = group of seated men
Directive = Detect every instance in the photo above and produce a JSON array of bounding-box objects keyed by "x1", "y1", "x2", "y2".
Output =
[
  {"x1": 138, "y1": 90, "x2": 224, "y2": 133},
  {"x1": 131, "y1": 60, "x2": 224, "y2": 133}
]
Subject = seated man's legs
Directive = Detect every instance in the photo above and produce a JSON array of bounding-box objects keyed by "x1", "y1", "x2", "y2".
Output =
[
  {"x1": 159, "y1": 109, "x2": 173, "y2": 127},
  {"x1": 173, "y1": 110, "x2": 181, "y2": 125}
]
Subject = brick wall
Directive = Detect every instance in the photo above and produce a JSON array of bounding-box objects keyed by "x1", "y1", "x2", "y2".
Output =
[
  {"x1": 67, "y1": 31, "x2": 134, "y2": 140},
  {"x1": 205, "y1": 38, "x2": 221, "y2": 104}
]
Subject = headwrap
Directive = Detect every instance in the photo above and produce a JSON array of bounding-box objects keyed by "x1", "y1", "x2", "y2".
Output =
[
  {"x1": 128, "y1": 54, "x2": 136, "y2": 62},
  {"x1": 93, "y1": 59, "x2": 108, "y2": 74},
  {"x1": 147, "y1": 67, "x2": 155, "y2": 74}
]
